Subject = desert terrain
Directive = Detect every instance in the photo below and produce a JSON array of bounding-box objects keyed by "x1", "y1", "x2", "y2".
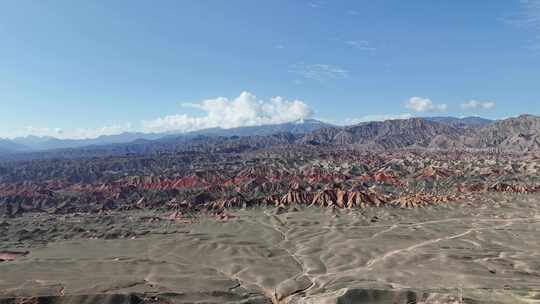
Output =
[
  {"x1": 3, "y1": 0, "x2": 540, "y2": 301},
  {"x1": 2, "y1": 193, "x2": 540, "y2": 303},
  {"x1": 1, "y1": 116, "x2": 540, "y2": 303}
]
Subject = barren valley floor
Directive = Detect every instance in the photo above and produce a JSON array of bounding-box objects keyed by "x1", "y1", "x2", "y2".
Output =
[{"x1": 2, "y1": 193, "x2": 540, "y2": 304}]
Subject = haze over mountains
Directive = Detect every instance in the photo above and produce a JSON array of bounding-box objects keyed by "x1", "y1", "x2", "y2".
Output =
[
  {"x1": 0, "y1": 119, "x2": 331, "y2": 153},
  {"x1": 2, "y1": 115, "x2": 540, "y2": 159}
]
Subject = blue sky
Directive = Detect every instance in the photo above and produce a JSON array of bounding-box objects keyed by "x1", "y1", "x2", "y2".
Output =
[{"x1": 1, "y1": 0, "x2": 539, "y2": 138}]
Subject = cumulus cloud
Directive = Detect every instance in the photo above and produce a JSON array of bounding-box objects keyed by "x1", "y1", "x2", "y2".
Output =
[
  {"x1": 460, "y1": 100, "x2": 496, "y2": 110},
  {"x1": 344, "y1": 113, "x2": 413, "y2": 125},
  {"x1": 4, "y1": 92, "x2": 313, "y2": 139},
  {"x1": 142, "y1": 91, "x2": 313, "y2": 133},
  {"x1": 288, "y1": 63, "x2": 349, "y2": 82},
  {"x1": 405, "y1": 97, "x2": 448, "y2": 112}
]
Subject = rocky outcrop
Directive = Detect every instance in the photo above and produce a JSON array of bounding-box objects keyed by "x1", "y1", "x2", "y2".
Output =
[
  {"x1": 1, "y1": 144, "x2": 540, "y2": 217},
  {"x1": 464, "y1": 115, "x2": 540, "y2": 151},
  {"x1": 298, "y1": 118, "x2": 466, "y2": 149}
]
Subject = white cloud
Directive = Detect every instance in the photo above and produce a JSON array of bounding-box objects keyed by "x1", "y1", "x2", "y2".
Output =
[
  {"x1": 345, "y1": 40, "x2": 376, "y2": 51},
  {"x1": 69, "y1": 123, "x2": 134, "y2": 139},
  {"x1": 2, "y1": 92, "x2": 313, "y2": 139},
  {"x1": 21, "y1": 126, "x2": 64, "y2": 137},
  {"x1": 344, "y1": 113, "x2": 413, "y2": 125},
  {"x1": 142, "y1": 91, "x2": 313, "y2": 133},
  {"x1": 288, "y1": 63, "x2": 349, "y2": 82},
  {"x1": 405, "y1": 97, "x2": 448, "y2": 112},
  {"x1": 460, "y1": 100, "x2": 496, "y2": 110}
]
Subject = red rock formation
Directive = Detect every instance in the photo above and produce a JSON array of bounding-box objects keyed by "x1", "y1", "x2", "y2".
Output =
[{"x1": 278, "y1": 190, "x2": 314, "y2": 207}]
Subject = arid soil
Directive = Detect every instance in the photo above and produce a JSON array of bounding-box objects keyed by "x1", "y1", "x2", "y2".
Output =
[
  {"x1": 2, "y1": 193, "x2": 540, "y2": 304},
  {"x1": 2, "y1": 120, "x2": 540, "y2": 304},
  {"x1": 2, "y1": 149, "x2": 540, "y2": 218}
]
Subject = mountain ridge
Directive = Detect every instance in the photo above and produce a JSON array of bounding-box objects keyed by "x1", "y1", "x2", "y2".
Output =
[
  {"x1": 3, "y1": 119, "x2": 332, "y2": 153},
  {"x1": 2, "y1": 115, "x2": 539, "y2": 160},
  {"x1": 424, "y1": 116, "x2": 493, "y2": 128}
]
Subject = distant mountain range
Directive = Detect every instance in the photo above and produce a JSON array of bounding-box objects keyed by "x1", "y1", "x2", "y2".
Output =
[
  {"x1": 306, "y1": 115, "x2": 538, "y2": 152},
  {"x1": 2, "y1": 115, "x2": 540, "y2": 160},
  {"x1": 300, "y1": 117, "x2": 466, "y2": 149},
  {"x1": 462, "y1": 114, "x2": 540, "y2": 151},
  {"x1": 9, "y1": 133, "x2": 165, "y2": 152},
  {"x1": 0, "y1": 139, "x2": 28, "y2": 154},
  {"x1": 0, "y1": 119, "x2": 332, "y2": 154}
]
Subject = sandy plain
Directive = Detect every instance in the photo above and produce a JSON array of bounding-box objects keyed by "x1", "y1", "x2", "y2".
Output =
[{"x1": 1, "y1": 193, "x2": 540, "y2": 304}]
